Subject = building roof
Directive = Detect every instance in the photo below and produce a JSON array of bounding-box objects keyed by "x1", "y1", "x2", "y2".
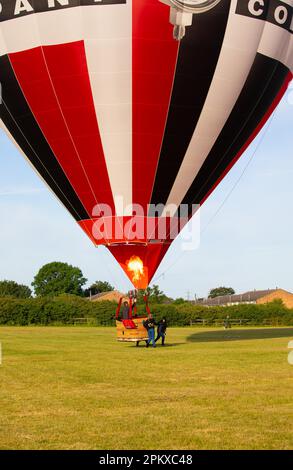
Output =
[
  {"x1": 89, "y1": 290, "x2": 126, "y2": 303},
  {"x1": 196, "y1": 289, "x2": 280, "y2": 307}
]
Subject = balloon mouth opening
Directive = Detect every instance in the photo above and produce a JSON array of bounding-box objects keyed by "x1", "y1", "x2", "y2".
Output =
[
  {"x1": 105, "y1": 241, "x2": 166, "y2": 248},
  {"x1": 106, "y1": 241, "x2": 148, "y2": 247}
]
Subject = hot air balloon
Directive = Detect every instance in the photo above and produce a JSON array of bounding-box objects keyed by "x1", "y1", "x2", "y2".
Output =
[{"x1": 0, "y1": 0, "x2": 292, "y2": 290}]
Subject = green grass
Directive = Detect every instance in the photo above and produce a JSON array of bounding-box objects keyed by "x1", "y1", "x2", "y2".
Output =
[{"x1": 0, "y1": 326, "x2": 293, "y2": 450}]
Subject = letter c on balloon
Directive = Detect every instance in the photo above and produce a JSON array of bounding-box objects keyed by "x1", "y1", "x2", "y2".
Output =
[{"x1": 248, "y1": 0, "x2": 265, "y2": 16}]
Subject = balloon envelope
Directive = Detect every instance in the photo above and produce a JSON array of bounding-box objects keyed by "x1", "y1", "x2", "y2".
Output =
[{"x1": 0, "y1": 0, "x2": 292, "y2": 287}]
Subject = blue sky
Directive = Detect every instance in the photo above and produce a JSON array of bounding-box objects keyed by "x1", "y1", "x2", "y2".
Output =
[{"x1": 0, "y1": 86, "x2": 292, "y2": 299}]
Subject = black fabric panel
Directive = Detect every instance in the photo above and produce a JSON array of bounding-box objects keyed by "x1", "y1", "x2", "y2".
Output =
[
  {"x1": 0, "y1": 54, "x2": 89, "y2": 221},
  {"x1": 150, "y1": 0, "x2": 231, "y2": 209},
  {"x1": 0, "y1": 1, "x2": 126, "y2": 23},
  {"x1": 182, "y1": 54, "x2": 290, "y2": 213}
]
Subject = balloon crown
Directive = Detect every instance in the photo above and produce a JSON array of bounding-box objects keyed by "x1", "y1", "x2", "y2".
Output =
[{"x1": 169, "y1": 0, "x2": 222, "y2": 13}]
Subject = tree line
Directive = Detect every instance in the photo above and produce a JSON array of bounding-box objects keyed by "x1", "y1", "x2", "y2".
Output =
[
  {"x1": 0, "y1": 261, "x2": 172, "y2": 304},
  {"x1": 0, "y1": 262, "x2": 114, "y2": 299},
  {"x1": 0, "y1": 261, "x2": 236, "y2": 302}
]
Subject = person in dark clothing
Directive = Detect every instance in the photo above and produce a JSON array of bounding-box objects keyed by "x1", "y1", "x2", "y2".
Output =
[
  {"x1": 155, "y1": 317, "x2": 167, "y2": 345},
  {"x1": 122, "y1": 301, "x2": 130, "y2": 320},
  {"x1": 143, "y1": 313, "x2": 157, "y2": 348}
]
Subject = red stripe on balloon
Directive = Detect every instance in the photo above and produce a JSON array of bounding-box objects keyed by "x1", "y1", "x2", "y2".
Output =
[
  {"x1": 132, "y1": 0, "x2": 179, "y2": 211},
  {"x1": 9, "y1": 41, "x2": 114, "y2": 216}
]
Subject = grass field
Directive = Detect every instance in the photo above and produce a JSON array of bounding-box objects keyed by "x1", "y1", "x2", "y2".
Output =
[{"x1": 0, "y1": 326, "x2": 293, "y2": 450}]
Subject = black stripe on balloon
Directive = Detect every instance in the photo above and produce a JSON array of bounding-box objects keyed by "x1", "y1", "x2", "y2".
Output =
[
  {"x1": 0, "y1": 1, "x2": 126, "y2": 23},
  {"x1": 181, "y1": 54, "x2": 290, "y2": 214},
  {"x1": 0, "y1": 54, "x2": 89, "y2": 222},
  {"x1": 150, "y1": 0, "x2": 231, "y2": 211}
]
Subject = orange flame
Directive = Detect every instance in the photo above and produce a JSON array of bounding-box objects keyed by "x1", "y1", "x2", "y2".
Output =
[{"x1": 126, "y1": 256, "x2": 145, "y2": 284}]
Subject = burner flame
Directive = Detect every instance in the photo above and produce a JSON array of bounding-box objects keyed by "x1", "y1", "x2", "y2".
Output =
[{"x1": 126, "y1": 256, "x2": 144, "y2": 284}]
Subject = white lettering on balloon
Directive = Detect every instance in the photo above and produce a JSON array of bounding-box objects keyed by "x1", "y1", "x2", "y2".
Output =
[
  {"x1": 248, "y1": 0, "x2": 264, "y2": 17},
  {"x1": 14, "y1": 0, "x2": 33, "y2": 15},
  {"x1": 48, "y1": 0, "x2": 69, "y2": 8},
  {"x1": 274, "y1": 5, "x2": 288, "y2": 25}
]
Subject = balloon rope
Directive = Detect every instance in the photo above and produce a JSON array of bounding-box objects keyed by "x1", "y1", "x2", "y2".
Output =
[
  {"x1": 152, "y1": 109, "x2": 278, "y2": 284},
  {"x1": 201, "y1": 112, "x2": 276, "y2": 235},
  {"x1": 100, "y1": 246, "x2": 120, "y2": 290}
]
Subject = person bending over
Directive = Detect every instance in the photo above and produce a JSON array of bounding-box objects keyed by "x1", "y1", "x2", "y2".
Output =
[{"x1": 155, "y1": 317, "x2": 167, "y2": 346}]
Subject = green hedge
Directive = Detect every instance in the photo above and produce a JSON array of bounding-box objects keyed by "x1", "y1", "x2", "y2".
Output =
[
  {"x1": 0, "y1": 295, "x2": 117, "y2": 326},
  {"x1": 0, "y1": 295, "x2": 292, "y2": 326},
  {"x1": 150, "y1": 300, "x2": 293, "y2": 326}
]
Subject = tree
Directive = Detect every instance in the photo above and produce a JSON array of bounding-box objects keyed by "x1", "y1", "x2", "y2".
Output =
[
  {"x1": 0, "y1": 280, "x2": 32, "y2": 299},
  {"x1": 208, "y1": 287, "x2": 235, "y2": 299},
  {"x1": 145, "y1": 285, "x2": 169, "y2": 304},
  {"x1": 84, "y1": 280, "x2": 114, "y2": 297},
  {"x1": 173, "y1": 297, "x2": 186, "y2": 305},
  {"x1": 32, "y1": 262, "x2": 87, "y2": 297}
]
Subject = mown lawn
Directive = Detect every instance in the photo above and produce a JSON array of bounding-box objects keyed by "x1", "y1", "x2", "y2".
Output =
[{"x1": 0, "y1": 326, "x2": 292, "y2": 450}]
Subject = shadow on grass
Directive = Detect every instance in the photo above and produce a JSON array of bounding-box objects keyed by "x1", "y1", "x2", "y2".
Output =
[
  {"x1": 187, "y1": 327, "x2": 293, "y2": 343},
  {"x1": 133, "y1": 342, "x2": 185, "y2": 348}
]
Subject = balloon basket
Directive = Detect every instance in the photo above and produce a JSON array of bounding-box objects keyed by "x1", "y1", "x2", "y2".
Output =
[{"x1": 116, "y1": 317, "x2": 148, "y2": 344}]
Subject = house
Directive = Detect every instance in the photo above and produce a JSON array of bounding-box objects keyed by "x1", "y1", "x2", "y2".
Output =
[
  {"x1": 196, "y1": 288, "x2": 293, "y2": 309},
  {"x1": 256, "y1": 289, "x2": 293, "y2": 309}
]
